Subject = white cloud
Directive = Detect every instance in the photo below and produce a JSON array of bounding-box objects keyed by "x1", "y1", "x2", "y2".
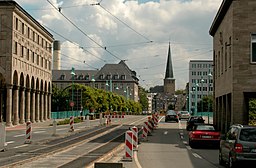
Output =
[{"x1": 15, "y1": 0, "x2": 222, "y2": 90}]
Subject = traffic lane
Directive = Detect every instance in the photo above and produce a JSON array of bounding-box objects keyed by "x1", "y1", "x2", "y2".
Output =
[
  {"x1": 138, "y1": 120, "x2": 218, "y2": 168},
  {"x1": 179, "y1": 120, "x2": 224, "y2": 168}
]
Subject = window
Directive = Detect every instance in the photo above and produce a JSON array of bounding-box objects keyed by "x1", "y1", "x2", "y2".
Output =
[
  {"x1": 229, "y1": 37, "x2": 232, "y2": 67},
  {"x1": 60, "y1": 74, "x2": 65, "y2": 80},
  {"x1": 197, "y1": 71, "x2": 202, "y2": 76},
  {"x1": 106, "y1": 74, "x2": 111, "y2": 80},
  {"x1": 22, "y1": 23, "x2": 24, "y2": 34},
  {"x1": 192, "y1": 64, "x2": 196, "y2": 68},
  {"x1": 192, "y1": 72, "x2": 196, "y2": 76},
  {"x1": 32, "y1": 52, "x2": 35, "y2": 63},
  {"x1": 27, "y1": 27, "x2": 30, "y2": 38},
  {"x1": 99, "y1": 74, "x2": 104, "y2": 80},
  {"x1": 41, "y1": 57, "x2": 43, "y2": 67},
  {"x1": 26, "y1": 49, "x2": 29, "y2": 60},
  {"x1": 15, "y1": 18, "x2": 18, "y2": 30},
  {"x1": 121, "y1": 75, "x2": 126, "y2": 80},
  {"x1": 114, "y1": 74, "x2": 119, "y2": 80},
  {"x1": 251, "y1": 34, "x2": 256, "y2": 63},
  {"x1": 14, "y1": 42, "x2": 17, "y2": 54},
  {"x1": 21, "y1": 46, "x2": 24, "y2": 57},
  {"x1": 45, "y1": 59, "x2": 47, "y2": 69},
  {"x1": 79, "y1": 75, "x2": 84, "y2": 80},
  {"x1": 37, "y1": 54, "x2": 39, "y2": 65},
  {"x1": 85, "y1": 75, "x2": 89, "y2": 80}
]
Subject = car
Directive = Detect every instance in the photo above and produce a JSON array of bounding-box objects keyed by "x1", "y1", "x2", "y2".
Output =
[
  {"x1": 186, "y1": 116, "x2": 205, "y2": 131},
  {"x1": 165, "y1": 110, "x2": 179, "y2": 123},
  {"x1": 219, "y1": 124, "x2": 256, "y2": 168},
  {"x1": 178, "y1": 111, "x2": 190, "y2": 120},
  {"x1": 188, "y1": 124, "x2": 220, "y2": 148}
]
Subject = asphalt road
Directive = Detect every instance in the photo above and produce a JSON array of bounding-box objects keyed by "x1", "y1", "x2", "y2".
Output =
[{"x1": 136, "y1": 117, "x2": 225, "y2": 168}]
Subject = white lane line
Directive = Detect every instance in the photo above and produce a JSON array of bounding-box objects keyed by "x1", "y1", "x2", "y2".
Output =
[
  {"x1": 129, "y1": 116, "x2": 148, "y2": 125},
  {"x1": 134, "y1": 151, "x2": 142, "y2": 168},
  {"x1": 14, "y1": 144, "x2": 28, "y2": 149},
  {"x1": 13, "y1": 134, "x2": 24, "y2": 138},
  {"x1": 5, "y1": 141, "x2": 15, "y2": 144},
  {"x1": 164, "y1": 131, "x2": 168, "y2": 135},
  {"x1": 159, "y1": 116, "x2": 165, "y2": 122},
  {"x1": 34, "y1": 131, "x2": 46, "y2": 134},
  {"x1": 186, "y1": 146, "x2": 192, "y2": 150},
  {"x1": 192, "y1": 153, "x2": 202, "y2": 159}
]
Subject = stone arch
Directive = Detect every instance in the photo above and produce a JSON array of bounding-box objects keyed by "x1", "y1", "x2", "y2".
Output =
[
  {"x1": 44, "y1": 81, "x2": 47, "y2": 93},
  {"x1": 20, "y1": 73, "x2": 24, "y2": 88},
  {"x1": 25, "y1": 75, "x2": 30, "y2": 89},
  {"x1": 13, "y1": 71, "x2": 19, "y2": 86},
  {"x1": 31, "y1": 77, "x2": 35, "y2": 90},
  {"x1": 0, "y1": 73, "x2": 6, "y2": 122},
  {"x1": 40, "y1": 79, "x2": 44, "y2": 92},
  {"x1": 48, "y1": 81, "x2": 51, "y2": 93}
]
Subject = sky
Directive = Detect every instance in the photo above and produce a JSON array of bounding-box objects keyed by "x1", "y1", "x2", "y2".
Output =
[{"x1": 14, "y1": 0, "x2": 222, "y2": 90}]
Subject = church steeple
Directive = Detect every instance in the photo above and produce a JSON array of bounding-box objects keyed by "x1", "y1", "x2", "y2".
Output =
[
  {"x1": 164, "y1": 42, "x2": 175, "y2": 95},
  {"x1": 165, "y1": 42, "x2": 174, "y2": 79}
]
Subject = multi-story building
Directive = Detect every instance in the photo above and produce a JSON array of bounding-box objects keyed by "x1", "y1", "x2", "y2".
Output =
[
  {"x1": 188, "y1": 60, "x2": 213, "y2": 113},
  {"x1": 209, "y1": 0, "x2": 256, "y2": 132},
  {"x1": 52, "y1": 60, "x2": 139, "y2": 111},
  {"x1": 0, "y1": 1, "x2": 54, "y2": 126}
]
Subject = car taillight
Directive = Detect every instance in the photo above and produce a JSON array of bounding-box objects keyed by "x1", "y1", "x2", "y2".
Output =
[{"x1": 234, "y1": 143, "x2": 243, "y2": 153}]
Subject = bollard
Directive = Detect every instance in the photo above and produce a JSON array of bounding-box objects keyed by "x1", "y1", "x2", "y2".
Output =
[
  {"x1": 86, "y1": 115, "x2": 90, "y2": 127},
  {"x1": 0, "y1": 123, "x2": 6, "y2": 151},
  {"x1": 52, "y1": 119, "x2": 57, "y2": 136},
  {"x1": 124, "y1": 131, "x2": 133, "y2": 161},
  {"x1": 131, "y1": 126, "x2": 138, "y2": 151},
  {"x1": 25, "y1": 121, "x2": 32, "y2": 144},
  {"x1": 69, "y1": 116, "x2": 74, "y2": 132},
  {"x1": 99, "y1": 113, "x2": 103, "y2": 126}
]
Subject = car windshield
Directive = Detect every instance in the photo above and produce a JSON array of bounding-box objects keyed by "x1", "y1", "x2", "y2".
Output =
[
  {"x1": 196, "y1": 125, "x2": 215, "y2": 131},
  {"x1": 239, "y1": 128, "x2": 256, "y2": 142},
  {"x1": 167, "y1": 111, "x2": 176, "y2": 115}
]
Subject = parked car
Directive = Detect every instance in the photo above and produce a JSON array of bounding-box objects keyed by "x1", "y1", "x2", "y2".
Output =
[
  {"x1": 188, "y1": 124, "x2": 220, "y2": 148},
  {"x1": 178, "y1": 111, "x2": 190, "y2": 120},
  {"x1": 186, "y1": 116, "x2": 205, "y2": 131},
  {"x1": 219, "y1": 124, "x2": 256, "y2": 168},
  {"x1": 165, "y1": 110, "x2": 179, "y2": 123}
]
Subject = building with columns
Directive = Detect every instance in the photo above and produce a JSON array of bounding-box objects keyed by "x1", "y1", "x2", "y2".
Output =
[{"x1": 0, "y1": 1, "x2": 54, "y2": 126}]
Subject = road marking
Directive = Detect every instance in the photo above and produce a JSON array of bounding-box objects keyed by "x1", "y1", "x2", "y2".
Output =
[
  {"x1": 159, "y1": 116, "x2": 164, "y2": 122},
  {"x1": 134, "y1": 151, "x2": 142, "y2": 168},
  {"x1": 13, "y1": 134, "x2": 24, "y2": 138},
  {"x1": 34, "y1": 131, "x2": 46, "y2": 134},
  {"x1": 5, "y1": 141, "x2": 15, "y2": 144},
  {"x1": 129, "y1": 116, "x2": 148, "y2": 125},
  {"x1": 192, "y1": 153, "x2": 202, "y2": 159},
  {"x1": 14, "y1": 144, "x2": 28, "y2": 149},
  {"x1": 186, "y1": 146, "x2": 192, "y2": 150},
  {"x1": 164, "y1": 131, "x2": 168, "y2": 135},
  {"x1": 57, "y1": 128, "x2": 67, "y2": 131}
]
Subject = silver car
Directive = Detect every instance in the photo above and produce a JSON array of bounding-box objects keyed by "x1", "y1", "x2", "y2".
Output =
[
  {"x1": 178, "y1": 111, "x2": 190, "y2": 120},
  {"x1": 219, "y1": 124, "x2": 256, "y2": 168}
]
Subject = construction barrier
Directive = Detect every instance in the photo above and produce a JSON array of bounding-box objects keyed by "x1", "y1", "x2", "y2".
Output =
[
  {"x1": 124, "y1": 131, "x2": 133, "y2": 160},
  {"x1": 142, "y1": 122, "x2": 148, "y2": 141},
  {"x1": 69, "y1": 116, "x2": 74, "y2": 132},
  {"x1": 25, "y1": 121, "x2": 32, "y2": 144},
  {"x1": 131, "y1": 126, "x2": 138, "y2": 150},
  {"x1": 146, "y1": 119, "x2": 153, "y2": 134}
]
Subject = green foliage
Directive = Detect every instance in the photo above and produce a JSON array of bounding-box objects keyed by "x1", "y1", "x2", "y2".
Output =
[
  {"x1": 52, "y1": 84, "x2": 143, "y2": 114},
  {"x1": 56, "y1": 117, "x2": 82, "y2": 125},
  {"x1": 139, "y1": 86, "x2": 148, "y2": 111},
  {"x1": 175, "y1": 89, "x2": 185, "y2": 95},
  {"x1": 249, "y1": 99, "x2": 256, "y2": 125},
  {"x1": 197, "y1": 95, "x2": 213, "y2": 112}
]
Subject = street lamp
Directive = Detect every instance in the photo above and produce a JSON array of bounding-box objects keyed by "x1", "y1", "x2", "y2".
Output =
[
  {"x1": 91, "y1": 75, "x2": 95, "y2": 88},
  {"x1": 195, "y1": 83, "x2": 199, "y2": 116},
  {"x1": 70, "y1": 67, "x2": 75, "y2": 113},
  {"x1": 207, "y1": 71, "x2": 213, "y2": 124},
  {"x1": 201, "y1": 77, "x2": 204, "y2": 114}
]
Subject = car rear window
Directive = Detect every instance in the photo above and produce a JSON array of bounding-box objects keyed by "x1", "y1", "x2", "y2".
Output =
[
  {"x1": 181, "y1": 111, "x2": 189, "y2": 114},
  {"x1": 239, "y1": 128, "x2": 256, "y2": 142},
  {"x1": 196, "y1": 125, "x2": 215, "y2": 131}
]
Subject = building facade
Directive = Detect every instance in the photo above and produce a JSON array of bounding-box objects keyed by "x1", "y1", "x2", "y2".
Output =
[
  {"x1": 0, "y1": 1, "x2": 54, "y2": 126},
  {"x1": 188, "y1": 60, "x2": 213, "y2": 113},
  {"x1": 209, "y1": 0, "x2": 256, "y2": 132},
  {"x1": 52, "y1": 60, "x2": 139, "y2": 111}
]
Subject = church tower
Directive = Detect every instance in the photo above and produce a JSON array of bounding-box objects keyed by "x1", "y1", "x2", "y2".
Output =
[{"x1": 164, "y1": 42, "x2": 175, "y2": 95}]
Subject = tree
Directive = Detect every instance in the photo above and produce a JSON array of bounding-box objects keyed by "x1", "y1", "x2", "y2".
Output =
[
  {"x1": 138, "y1": 86, "x2": 148, "y2": 111},
  {"x1": 197, "y1": 95, "x2": 213, "y2": 112}
]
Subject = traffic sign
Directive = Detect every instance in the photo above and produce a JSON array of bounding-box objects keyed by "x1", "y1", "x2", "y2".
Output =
[{"x1": 70, "y1": 101, "x2": 74, "y2": 107}]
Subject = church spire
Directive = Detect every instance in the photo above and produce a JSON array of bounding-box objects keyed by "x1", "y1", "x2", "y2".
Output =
[{"x1": 165, "y1": 42, "x2": 174, "y2": 79}]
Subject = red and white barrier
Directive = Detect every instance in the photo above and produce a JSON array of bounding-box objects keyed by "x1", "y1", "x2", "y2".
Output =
[
  {"x1": 25, "y1": 121, "x2": 32, "y2": 144},
  {"x1": 147, "y1": 118, "x2": 153, "y2": 133},
  {"x1": 131, "y1": 126, "x2": 138, "y2": 150},
  {"x1": 124, "y1": 131, "x2": 133, "y2": 160},
  {"x1": 69, "y1": 116, "x2": 74, "y2": 132},
  {"x1": 142, "y1": 122, "x2": 149, "y2": 140}
]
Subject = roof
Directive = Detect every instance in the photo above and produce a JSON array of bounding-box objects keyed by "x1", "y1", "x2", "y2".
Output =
[
  {"x1": 209, "y1": 0, "x2": 233, "y2": 36},
  {"x1": 0, "y1": 0, "x2": 53, "y2": 39}
]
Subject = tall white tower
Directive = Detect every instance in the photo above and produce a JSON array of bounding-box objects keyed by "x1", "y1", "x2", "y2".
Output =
[{"x1": 53, "y1": 40, "x2": 61, "y2": 70}]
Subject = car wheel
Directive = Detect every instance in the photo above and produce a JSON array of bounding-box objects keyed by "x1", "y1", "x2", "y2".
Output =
[
  {"x1": 219, "y1": 151, "x2": 225, "y2": 166},
  {"x1": 228, "y1": 155, "x2": 236, "y2": 168}
]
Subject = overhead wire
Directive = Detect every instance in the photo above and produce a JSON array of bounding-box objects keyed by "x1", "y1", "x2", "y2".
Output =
[{"x1": 47, "y1": 0, "x2": 123, "y2": 61}]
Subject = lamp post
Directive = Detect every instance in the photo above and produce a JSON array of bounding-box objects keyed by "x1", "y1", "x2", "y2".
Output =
[
  {"x1": 207, "y1": 71, "x2": 213, "y2": 124},
  {"x1": 124, "y1": 86, "x2": 129, "y2": 100},
  {"x1": 201, "y1": 76, "x2": 204, "y2": 114},
  {"x1": 195, "y1": 83, "x2": 199, "y2": 116},
  {"x1": 70, "y1": 67, "x2": 75, "y2": 113}
]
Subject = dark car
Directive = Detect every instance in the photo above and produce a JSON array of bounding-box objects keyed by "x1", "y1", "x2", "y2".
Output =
[
  {"x1": 186, "y1": 116, "x2": 205, "y2": 131},
  {"x1": 219, "y1": 124, "x2": 256, "y2": 168},
  {"x1": 188, "y1": 123, "x2": 220, "y2": 148},
  {"x1": 165, "y1": 110, "x2": 179, "y2": 123}
]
